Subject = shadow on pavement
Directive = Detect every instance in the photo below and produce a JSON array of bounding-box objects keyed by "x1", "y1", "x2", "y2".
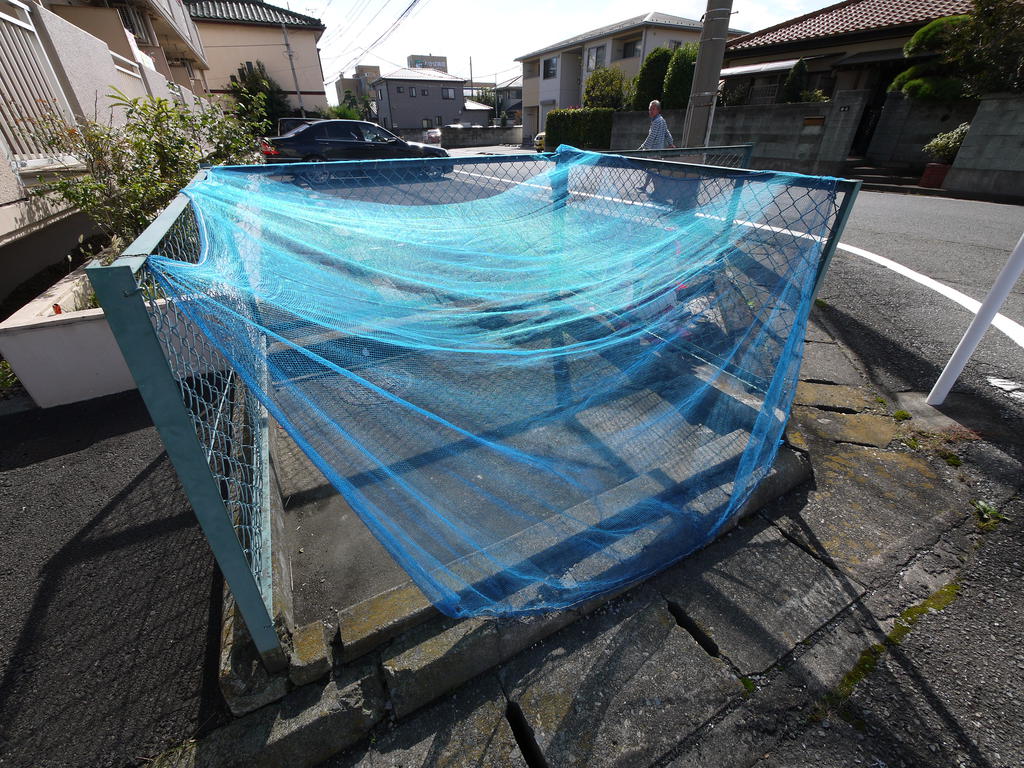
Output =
[{"x1": 0, "y1": 392, "x2": 226, "y2": 768}]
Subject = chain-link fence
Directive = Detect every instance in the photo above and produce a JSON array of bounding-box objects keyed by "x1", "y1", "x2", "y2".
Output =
[
  {"x1": 90, "y1": 150, "x2": 858, "y2": 658},
  {"x1": 607, "y1": 144, "x2": 755, "y2": 169}
]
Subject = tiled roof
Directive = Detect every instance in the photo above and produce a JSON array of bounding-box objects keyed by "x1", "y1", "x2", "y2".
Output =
[
  {"x1": 185, "y1": 0, "x2": 324, "y2": 30},
  {"x1": 517, "y1": 11, "x2": 747, "y2": 61},
  {"x1": 727, "y1": 0, "x2": 972, "y2": 52},
  {"x1": 373, "y1": 67, "x2": 465, "y2": 83}
]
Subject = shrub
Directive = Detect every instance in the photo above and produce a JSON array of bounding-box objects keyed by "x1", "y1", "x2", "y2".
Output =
[
  {"x1": 903, "y1": 14, "x2": 971, "y2": 57},
  {"x1": 780, "y1": 59, "x2": 808, "y2": 103},
  {"x1": 923, "y1": 122, "x2": 970, "y2": 163},
  {"x1": 26, "y1": 89, "x2": 265, "y2": 241},
  {"x1": 322, "y1": 104, "x2": 361, "y2": 119},
  {"x1": 583, "y1": 67, "x2": 626, "y2": 109},
  {"x1": 662, "y1": 44, "x2": 698, "y2": 110},
  {"x1": 800, "y1": 89, "x2": 830, "y2": 102},
  {"x1": 228, "y1": 61, "x2": 292, "y2": 129},
  {"x1": 632, "y1": 47, "x2": 673, "y2": 109},
  {"x1": 544, "y1": 108, "x2": 615, "y2": 150},
  {"x1": 900, "y1": 76, "x2": 966, "y2": 103}
]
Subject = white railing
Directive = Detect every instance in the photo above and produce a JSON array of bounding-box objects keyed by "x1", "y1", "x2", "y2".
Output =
[
  {"x1": 0, "y1": 0, "x2": 73, "y2": 165},
  {"x1": 110, "y1": 49, "x2": 142, "y2": 79}
]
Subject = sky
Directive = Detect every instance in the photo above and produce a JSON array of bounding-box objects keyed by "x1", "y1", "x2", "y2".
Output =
[{"x1": 294, "y1": 0, "x2": 831, "y2": 100}]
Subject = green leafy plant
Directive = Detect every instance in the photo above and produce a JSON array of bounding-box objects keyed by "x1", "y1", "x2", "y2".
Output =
[
  {"x1": 632, "y1": 47, "x2": 673, "y2": 109},
  {"x1": 937, "y1": 449, "x2": 962, "y2": 466},
  {"x1": 544, "y1": 107, "x2": 614, "y2": 149},
  {"x1": 972, "y1": 499, "x2": 1010, "y2": 529},
  {"x1": 661, "y1": 44, "x2": 698, "y2": 110},
  {"x1": 583, "y1": 67, "x2": 627, "y2": 110},
  {"x1": 322, "y1": 104, "x2": 361, "y2": 120},
  {"x1": 944, "y1": 0, "x2": 1024, "y2": 97},
  {"x1": 893, "y1": 410, "x2": 912, "y2": 422},
  {"x1": 780, "y1": 59, "x2": 808, "y2": 103},
  {"x1": 0, "y1": 360, "x2": 19, "y2": 394},
  {"x1": 800, "y1": 89, "x2": 830, "y2": 102},
  {"x1": 228, "y1": 61, "x2": 292, "y2": 129},
  {"x1": 26, "y1": 89, "x2": 265, "y2": 242},
  {"x1": 923, "y1": 122, "x2": 970, "y2": 164}
]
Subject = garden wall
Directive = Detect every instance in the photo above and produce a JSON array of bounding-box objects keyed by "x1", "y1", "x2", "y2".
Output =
[
  {"x1": 440, "y1": 126, "x2": 523, "y2": 148},
  {"x1": 609, "y1": 90, "x2": 870, "y2": 175},
  {"x1": 945, "y1": 94, "x2": 1024, "y2": 201},
  {"x1": 865, "y1": 92, "x2": 977, "y2": 169}
]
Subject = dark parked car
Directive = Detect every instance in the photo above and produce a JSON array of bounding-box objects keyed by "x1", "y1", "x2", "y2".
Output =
[
  {"x1": 260, "y1": 120, "x2": 451, "y2": 165},
  {"x1": 277, "y1": 116, "x2": 321, "y2": 135}
]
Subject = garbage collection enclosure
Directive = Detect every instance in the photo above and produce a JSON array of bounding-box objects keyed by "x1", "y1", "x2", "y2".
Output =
[{"x1": 137, "y1": 146, "x2": 851, "y2": 618}]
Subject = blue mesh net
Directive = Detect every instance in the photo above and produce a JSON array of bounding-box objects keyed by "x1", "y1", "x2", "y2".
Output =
[{"x1": 147, "y1": 146, "x2": 838, "y2": 617}]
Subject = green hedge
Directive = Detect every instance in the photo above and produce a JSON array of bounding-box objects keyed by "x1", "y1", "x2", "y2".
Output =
[{"x1": 544, "y1": 108, "x2": 614, "y2": 150}]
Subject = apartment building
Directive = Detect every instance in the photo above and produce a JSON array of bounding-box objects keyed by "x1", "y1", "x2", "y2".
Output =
[
  {"x1": 187, "y1": 0, "x2": 327, "y2": 113},
  {"x1": 0, "y1": 0, "x2": 209, "y2": 301},
  {"x1": 517, "y1": 11, "x2": 746, "y2": 137},
  {"x1": 334, "y1": 64, "x2": 381, "y2": 105},
  {"x1": 372, "y1": 68, "x2": 466, "y2": 131}
]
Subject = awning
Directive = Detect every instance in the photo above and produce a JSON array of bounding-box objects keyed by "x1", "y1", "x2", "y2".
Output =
[{"x1": 719, "y1": 59, "x2": 799, "y2": 78}]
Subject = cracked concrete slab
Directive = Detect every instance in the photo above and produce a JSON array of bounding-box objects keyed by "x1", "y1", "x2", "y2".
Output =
[
  {"x1": 499, "y1": 589, "x2": 742, "y2": 768},
  {"x1": 770, "y1": 443, "x2": 967, "y2": 588},
  {"x1": 794, "y1": 382, "x2": 874, "y2": 412},
  {"x1": 324, "y1": 674, "x2": 525, "y2": 767},
  {"x1": 799, "y1": 342, "x2": 863, "y2": 386},
  {"x1": 654, "y1": 520, "x2": 864, "y2": 675},
  {"x1": 790, "y1": 406, "x2": 898, "y2": 448}
]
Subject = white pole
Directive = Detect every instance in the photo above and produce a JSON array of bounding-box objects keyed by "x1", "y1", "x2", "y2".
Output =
[{"x1": 927, "y1": 230, "x2": 1024, "y2": 405}]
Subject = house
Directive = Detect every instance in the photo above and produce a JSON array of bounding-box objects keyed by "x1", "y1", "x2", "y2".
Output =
[
  {"x1": 334, "y1": 64, "x2": 381, "y2": 107},
  {"x1": 372, "y1": 68, "x2": 466, "y2": 132},
  {"x1": 186, "y1": 0, "x2": 327, "y2": 114},
  {"x1": 496, "y1": 75, "x2": 523, "y2": 123},
  {"x1": 0, "y1": 0, "x2": 209, "y2": 302},
  {"x1": 517, "y1": 11, "x2": 747, "y2": 137},
  {"x1": 462, "y1": 99, "x2": 492, "y2": 126},
  {"x1": 720, "y1": 0, "x2": 972, "y2": 152}
]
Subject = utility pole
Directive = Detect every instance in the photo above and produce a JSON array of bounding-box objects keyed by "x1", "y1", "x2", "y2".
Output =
[
  {"x1": 281, "y1": 22, "x2": 306, "y2": 117},
  {"x1": 681, "y1": 0, "x2": 733, "y2": 147},
  {"x1": 469, "y1": 56, "x2": 473, "y2": 99}
]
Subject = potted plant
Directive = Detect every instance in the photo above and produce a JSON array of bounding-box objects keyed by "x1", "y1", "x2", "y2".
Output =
[{"x1": 920, "y1": 122, "x2": 969, "y2": 188}]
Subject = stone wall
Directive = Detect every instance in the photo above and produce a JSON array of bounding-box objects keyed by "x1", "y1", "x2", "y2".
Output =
[
  {"x1": 866, "y1": 92, "x2": 977, "y2": 169},
  {"x1": 945, "y1": 94, "x2": 1024, "y2": 200},
  {"x1": 610, "y1": 91, "x2": 870, "y2": 175}
]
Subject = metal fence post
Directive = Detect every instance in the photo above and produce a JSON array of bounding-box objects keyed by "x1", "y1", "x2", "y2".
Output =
[
  {"x1": 812, "y1": 179, "x2": 861, "y2": 302},
  {"x1": 87, "y1": 258, "x2": 287, "y2": 672}
]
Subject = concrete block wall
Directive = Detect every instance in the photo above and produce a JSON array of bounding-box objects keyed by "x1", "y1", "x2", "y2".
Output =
[
  {"x1": 611, "y1": 91, "x2": 870, "y2": 175},
  {"x1": 440, "y1": 126, "x2": 523, "y2": 148},
  {"x1": 946, "y1": 94, "x2": 1024, "y2": 199},
  {"x1": 866, "y1": 92, "x2": 977, "y2": 169}
]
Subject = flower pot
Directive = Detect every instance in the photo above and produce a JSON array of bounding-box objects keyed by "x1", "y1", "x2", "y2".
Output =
[{"x1": 919, "y1": 162, "x2": 951, "y2": 188}]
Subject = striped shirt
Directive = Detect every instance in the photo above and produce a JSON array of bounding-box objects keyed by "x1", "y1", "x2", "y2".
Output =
[{"x1": 639, "y1": 114, "x2": 673, "y2": 150}]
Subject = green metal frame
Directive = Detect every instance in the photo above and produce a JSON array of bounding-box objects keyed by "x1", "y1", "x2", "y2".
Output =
[{"x1": 87, "y1": 179, "x2": 286, "y2": 672}]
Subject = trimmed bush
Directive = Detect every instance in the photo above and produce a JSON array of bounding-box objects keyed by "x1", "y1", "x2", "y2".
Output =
[
  {"x1": 780, "y1": 59, "x2": 808, "y2": 103},
  {"x1": 662, "y1": 44, "x2": 698, "y2": 110},
  {"x1": 583, "y1": 67, "x2": 626, "y2": 109},
  {"x1": 923, "y1": 122, "x2": 970, "y2": 163},
  {"x1": 544, "y1": 108, "x2": 615, "y2": 150},
  {"x1": 632, "y1": 47, "x2": 673, "y2": 110}
]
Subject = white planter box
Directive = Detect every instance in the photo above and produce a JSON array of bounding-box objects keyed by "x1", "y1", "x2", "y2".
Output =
[{"x1": 0, "y1": 266, "x2": 134, "y2": 407}]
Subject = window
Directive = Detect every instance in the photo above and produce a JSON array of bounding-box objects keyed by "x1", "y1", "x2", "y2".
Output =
[
  {"x1": 360, "y1": 124, "x2": 396, "y2": 142},
  {"x1": 623, "y1": 40, "x2": 641, "y2": 58},
  {"x1": 324, "y1": 122, "x2": 359, "y2": 140},
  {"x1": 436, "y1": 115, "x2": 443, "y2": 126},
  {"x1": 513, "y1": 89, "x2": 521, "y2": 99},
  {"x1": 421, "y1": 88, "x2": 428, "y2": 96},
  {"x1": 543, "y1": 57, "x2": 558, "y2": 79},
  {"x1": 442, "y1": 87, "x2": 455, "y2": 100},
  {"x1": 115, "y1": 4, "x2": 153, "y2": 44},
  {"x1": 396, "y1": 86, "x2": 405, "y2": 93},
  {"x1": 669, "y1": 40, "x2": 682, "y2": 50},
  {"x1": 409, "y1": 88, "x2": 416, "y2": 97},
  {"x1": 586, "y1": 45, "x2": 605, "y2": 71},
  {"x1": 422, "y1": 118, "x2": 432, "y2": 128},
  {"x1": 378, "y1": 89, "x2": 384, "y2": 101}
]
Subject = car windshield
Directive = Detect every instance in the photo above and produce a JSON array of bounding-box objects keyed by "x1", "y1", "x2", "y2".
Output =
[{"x1": 359, "y1": 124, "x2": 398, "y2": 143}]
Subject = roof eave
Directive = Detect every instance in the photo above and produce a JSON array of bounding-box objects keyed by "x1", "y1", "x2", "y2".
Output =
[
  {"x1": 517, "y1": 18, "x2": 709, "y2": 62},
  {"x1": 725, "y1": 22, "x2": 925, "y2": 59}
]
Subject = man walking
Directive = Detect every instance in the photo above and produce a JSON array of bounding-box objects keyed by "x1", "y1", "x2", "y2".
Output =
[{"x1": 639, "y1": 100, "x2": 674, "y2": 150}]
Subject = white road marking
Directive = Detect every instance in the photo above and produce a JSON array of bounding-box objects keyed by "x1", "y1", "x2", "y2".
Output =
[
  {"x1": 836, "y1": 242, "x2": 1024, "y2": 349},
  {"x1": 453, "y1": 169, "x2": 1024, "y2": 349}
]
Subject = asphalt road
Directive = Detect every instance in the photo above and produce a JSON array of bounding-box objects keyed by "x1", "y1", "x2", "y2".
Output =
[{"x1": 818, "y1": 191, "x2": 1024, "y2": 427}]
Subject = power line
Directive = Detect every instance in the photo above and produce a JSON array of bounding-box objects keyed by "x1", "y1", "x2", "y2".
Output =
[{"x1": 325, "y1": 0, "x2": 431, "y2": 81}]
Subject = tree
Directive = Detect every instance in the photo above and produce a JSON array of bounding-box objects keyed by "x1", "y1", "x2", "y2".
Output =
[
  {"x1": 583, "y1": 67, "x2": 626, "y2": 109},
  {"x1": 632, "y1": 47, "x2": 673, "y2": 110},
  {"x1": 661, "y1": 43, "x2": 698, "y2": 110},
  {"x1": 779, "y1": 59, "x2": 808, "y2": 103},
  {"x1": 322, "y1": 104, "x2": 361, "y2": 119},
  {"x1": 946, "y1": 0, "x2": 1024, "y2": 96},
  {"x1": 228, "y1": 61, "x2": 294, "y2": 128},
  {"x1": 888, "y1": 16, "x2": 969, "y2": 102}
]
